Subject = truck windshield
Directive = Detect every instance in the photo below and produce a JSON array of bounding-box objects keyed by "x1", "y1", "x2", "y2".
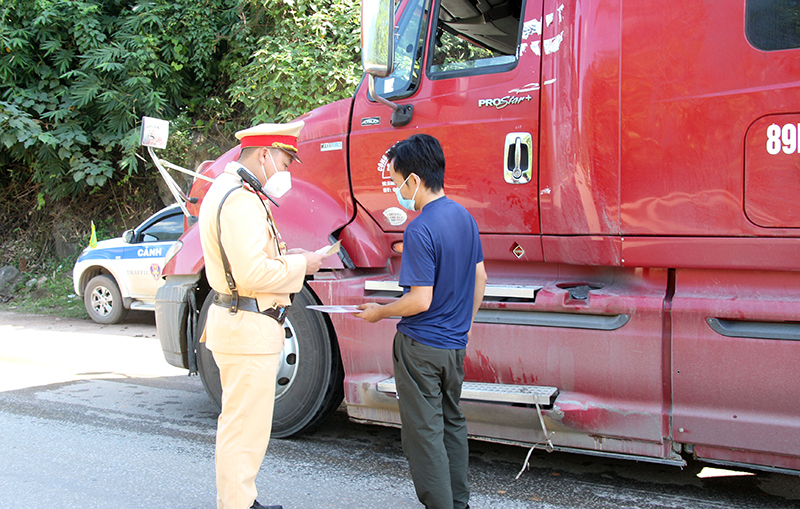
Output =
[{"x1": 372, "y1": 0, "x2": 429, "y2": 100}]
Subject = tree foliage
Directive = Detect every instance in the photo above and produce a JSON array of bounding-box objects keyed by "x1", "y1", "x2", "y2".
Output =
[
  {"x1": 0, "y1": 0, "x2": 362, "y2": 202},
  {"x1": 230, "y1": 0, "x2": 362, "y2": 123}
]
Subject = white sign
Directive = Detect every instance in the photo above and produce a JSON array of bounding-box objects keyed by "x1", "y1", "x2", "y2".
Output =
[
  {"x1": 140, "y1": 117, "x2": 169, "y2": 149},
  {"x1": 320, "y1": 141, "x2": 343, "y2": 152}
]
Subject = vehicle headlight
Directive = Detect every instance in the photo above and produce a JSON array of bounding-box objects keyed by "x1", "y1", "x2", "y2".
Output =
[{"x1": 164, "y1": 240, "x2": 183, "y2": 266}]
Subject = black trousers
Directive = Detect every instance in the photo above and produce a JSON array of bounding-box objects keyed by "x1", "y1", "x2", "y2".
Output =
[{"x1": 393, "y1": 331, "x2": 469, "y2": 509}]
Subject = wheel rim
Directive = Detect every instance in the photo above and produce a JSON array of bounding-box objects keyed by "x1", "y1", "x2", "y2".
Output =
[
  {"x1": 89, "y1": 286, "x2": 114, "y2": 317},
  {"x1": 275, "y1": 318, "x2": 300, "y2": 399}
]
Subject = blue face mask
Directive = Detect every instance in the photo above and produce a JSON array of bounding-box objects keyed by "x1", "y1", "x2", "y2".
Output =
[{"x1": 395, "y1": 174, "x2": 419, "y2": 211}]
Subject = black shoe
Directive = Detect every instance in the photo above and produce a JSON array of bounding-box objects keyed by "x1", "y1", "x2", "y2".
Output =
[{"x1": 250, "y1": 501, "x2": 282, "y2": 509}]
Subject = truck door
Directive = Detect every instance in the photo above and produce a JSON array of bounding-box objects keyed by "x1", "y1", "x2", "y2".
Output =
[{"x1": 350, "y1": 0, "x2": 544, "y2": 237}]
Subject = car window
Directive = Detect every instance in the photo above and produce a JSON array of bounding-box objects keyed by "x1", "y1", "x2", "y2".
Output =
[
  {"x1": 746, "y1": 0, "x2": 800, "y2": 51},
  {"x1": 429, "y1": 0, "x2": 523, "y2": 78},
  {"x1": 140, "y1": 214, "x2": 184, "y2": 243}
]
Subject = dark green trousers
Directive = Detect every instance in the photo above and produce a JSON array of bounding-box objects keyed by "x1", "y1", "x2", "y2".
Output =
[{"x1": 393, "y1": 331, "x2": 469, "y2": 509}]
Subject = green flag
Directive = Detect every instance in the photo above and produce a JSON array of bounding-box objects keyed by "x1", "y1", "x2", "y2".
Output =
[{"x1": 89, "y1": 221, "x2": 97, "y2": 248}]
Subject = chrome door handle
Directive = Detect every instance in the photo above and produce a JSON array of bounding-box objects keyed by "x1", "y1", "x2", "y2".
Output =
[{"x1": 504, "y1": 132, "x2": 533, "y2": 184}]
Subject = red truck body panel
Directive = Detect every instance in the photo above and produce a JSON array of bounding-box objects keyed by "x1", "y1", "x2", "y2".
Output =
[{"x1": 158, "y1": 0, "x2": 800, "y2": 474}]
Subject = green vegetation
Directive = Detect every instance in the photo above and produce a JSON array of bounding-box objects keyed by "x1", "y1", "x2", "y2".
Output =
[
  {"x1": 0, "y1": 253, "x2": 87, "y2": 318},
  {"x1": 230, "y1": 0, "x2": 361, "y2": 123},
  {"x1": 0, "y1": 0, "x2": 361, "y2": 201},
  {"x1": 1, "y1": 0, "x2": 362, "y2": 315}
]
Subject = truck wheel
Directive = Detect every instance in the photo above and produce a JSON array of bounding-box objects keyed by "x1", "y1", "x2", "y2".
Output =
[
  {"x1": 195, "y1": 286, "x2": 344, "y2": 437},
  {"x1": 84, "y1": 274, "x2": 129, "y2": 324}
]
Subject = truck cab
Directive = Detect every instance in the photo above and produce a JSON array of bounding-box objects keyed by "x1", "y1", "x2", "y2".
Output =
[{"x1": 156, "y1": 0, "x2": 800, "y2": 475}]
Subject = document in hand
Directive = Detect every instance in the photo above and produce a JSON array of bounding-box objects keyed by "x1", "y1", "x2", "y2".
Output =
[
  {"x1": 315, "y1": 240, "x2": 342, "y2": 256},
  {"x1": 306, "y1": 305, "x2": 361, "y2": 314}
]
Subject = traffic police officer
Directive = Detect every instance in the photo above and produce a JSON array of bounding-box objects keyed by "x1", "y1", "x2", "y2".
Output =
[{"x1": 198, "y1": 121, "x2": 328, "y2": 509}]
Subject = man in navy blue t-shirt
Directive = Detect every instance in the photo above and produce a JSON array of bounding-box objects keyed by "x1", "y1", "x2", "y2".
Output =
[{"x1": 357, "y1": 134, "x2": 486, "y2": 509}]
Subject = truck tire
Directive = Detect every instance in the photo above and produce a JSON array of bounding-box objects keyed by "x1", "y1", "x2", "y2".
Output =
[
  {"x1": 84, "y1": 274, "x2": 129, "y2": 324},
  {"x1": 195, "y1": 286, "x2": 344, "y2": 437}
]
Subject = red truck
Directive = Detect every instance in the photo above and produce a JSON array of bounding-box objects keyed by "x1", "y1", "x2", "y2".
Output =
[{"x1": 154, "y1": 0, "x2": 800, "y2": 475}]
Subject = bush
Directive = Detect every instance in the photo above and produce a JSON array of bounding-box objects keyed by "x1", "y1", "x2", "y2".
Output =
[
  {"x1": 229, "y1": 0, "x2": 362, "y2": 123},
  {"x1": 0, "y1": 0, "x2": 361, "y2": 203}
]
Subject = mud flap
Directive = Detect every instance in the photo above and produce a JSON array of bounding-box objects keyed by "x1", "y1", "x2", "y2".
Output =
[
  {"x1": 154, "y1": 274, "x2": 200, "y2": 370},
  {"x1": 186, "y1": 288, "x2": 198, "y2": 375}
]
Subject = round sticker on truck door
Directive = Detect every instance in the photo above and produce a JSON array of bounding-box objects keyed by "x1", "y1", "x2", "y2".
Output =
[{"x1": 383, "y1": 207, "x2": 408, "y2": 226}]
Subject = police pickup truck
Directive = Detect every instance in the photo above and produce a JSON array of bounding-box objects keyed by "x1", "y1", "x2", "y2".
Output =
[{"x1": 73, "y1": 204, "x2": 184, "y2": 324}]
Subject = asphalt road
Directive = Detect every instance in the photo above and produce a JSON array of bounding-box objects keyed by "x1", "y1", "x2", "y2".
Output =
[{"x1": 1, "y1": 310, "x2": 798, "y2": 509}]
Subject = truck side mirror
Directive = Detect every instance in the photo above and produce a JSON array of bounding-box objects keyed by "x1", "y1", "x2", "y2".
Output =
[
  {"x1": 361, "y1": 0, "x2": 413, "y2": 127},
  {"x1": 361, "y1": 0, "x2": 394, "y2": 78},
  {"x1": 140, "y1": 116, "x2": 169, "y2": 149},
  {"x1": 139, "y1": 116, "x2": 194, "y2": 218}
]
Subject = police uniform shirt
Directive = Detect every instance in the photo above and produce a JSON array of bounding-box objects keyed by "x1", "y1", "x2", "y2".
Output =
[{"x1": 198, "y1": 162, "x2": 307, "y2": 355}]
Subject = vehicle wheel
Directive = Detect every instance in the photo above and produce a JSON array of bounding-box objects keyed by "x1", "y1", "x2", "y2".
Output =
[
  {"x1": 83, "y1": 274, "x2": 129, "y2": 324},
  {"x1": 195, "y1": 293, "x2": 221, "y2": 412},
  {"x1": 195, "y1": 286, "x2": 344, "y2": 437}
]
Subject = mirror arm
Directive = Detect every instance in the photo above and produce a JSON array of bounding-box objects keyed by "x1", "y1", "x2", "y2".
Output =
[
  {"x1": 368, "y1": 74, "x2": 401, "y2": 112},
  {"x1": 368, "y1": 75, "x2": 414, "y2": 128},
  {"x1": 147, "y1": 146, "x2": 195, "y2": 215}
]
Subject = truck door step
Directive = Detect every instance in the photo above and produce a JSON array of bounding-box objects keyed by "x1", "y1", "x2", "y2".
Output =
[{"x1": 377, "y1": 377, "x2": 558, "y2": 406}]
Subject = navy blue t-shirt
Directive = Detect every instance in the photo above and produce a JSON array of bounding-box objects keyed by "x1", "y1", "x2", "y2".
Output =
[{"x1": 397, "y1": 196, "x2": 484, "y2": 349}]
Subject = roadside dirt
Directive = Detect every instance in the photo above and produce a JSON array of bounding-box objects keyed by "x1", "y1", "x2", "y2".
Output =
[{"x1": 0, "y1": 310, "x2": 158, "y2": 338}]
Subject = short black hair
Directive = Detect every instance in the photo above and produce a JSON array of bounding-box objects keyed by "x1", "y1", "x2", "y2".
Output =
[
  {"x1": 239, "y1": 146, "x2": 262, "y2": 160},
  {"x1": 385, "y1": 134, "x2": 445, "y2": 192}
]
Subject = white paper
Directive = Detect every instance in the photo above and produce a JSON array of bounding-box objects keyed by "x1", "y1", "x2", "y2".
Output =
[
  {"x1": 314, "y1": 240, "x2": 342, "y2": 255},
  {"x1": 306, "y1": 305, "x2": 362, "y2": 314}
]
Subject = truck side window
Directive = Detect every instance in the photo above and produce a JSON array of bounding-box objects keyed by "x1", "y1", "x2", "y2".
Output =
[
  {"x1": 746, "y1": 0, "x2": 800, "y2": 51},
  {"x1": 372, "y1": 0, "x2": 429, "y2": 100},
  {"x1": 429, "y1": 0, "x2": 523, "y2": 77}
]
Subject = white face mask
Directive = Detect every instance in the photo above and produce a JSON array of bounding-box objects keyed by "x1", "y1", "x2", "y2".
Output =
[
  {"x1": 261, "y1": 152, "x2": 292, "y2": 198},
  {"x1": 395, "y1": 173, "x2": 419, "y2": 211}
]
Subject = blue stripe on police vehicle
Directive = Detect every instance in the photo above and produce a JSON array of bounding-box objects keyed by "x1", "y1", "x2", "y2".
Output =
[{"x1": 78, "y1": 243, "x2": 171, "y2": 262}]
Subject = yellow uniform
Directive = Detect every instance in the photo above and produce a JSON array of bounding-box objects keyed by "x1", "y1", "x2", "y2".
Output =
[{"x1": 199, "y1": 159, "x2": 306, "y2": 509}]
